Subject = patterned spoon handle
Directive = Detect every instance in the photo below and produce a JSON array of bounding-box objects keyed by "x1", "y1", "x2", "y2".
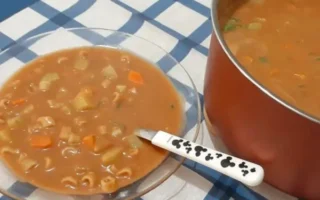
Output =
[{"x1": 151, "y1": 131, "x2": 264, "y2": 187}]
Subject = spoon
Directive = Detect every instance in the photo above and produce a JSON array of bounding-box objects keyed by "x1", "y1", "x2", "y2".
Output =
[{"x1": 135, "y1": 129, "x2": 264, "y2": 187}]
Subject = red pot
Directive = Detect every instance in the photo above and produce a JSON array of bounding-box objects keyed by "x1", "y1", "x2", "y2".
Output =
[{"x1": 204, "y1": 1, "x2": 320, "y2": 199}]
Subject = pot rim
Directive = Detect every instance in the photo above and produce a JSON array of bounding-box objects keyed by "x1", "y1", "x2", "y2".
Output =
[{"x1": 210, "y1": 0, "x2": 320, "y2": 124}]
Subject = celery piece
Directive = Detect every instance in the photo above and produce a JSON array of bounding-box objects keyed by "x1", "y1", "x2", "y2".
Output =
[
  {"x1": 124, "y1": 134, "x2": 143, "y2": 149},
  {"x1": 101, "y1": 147, "x2": 123, "y2": 165}
]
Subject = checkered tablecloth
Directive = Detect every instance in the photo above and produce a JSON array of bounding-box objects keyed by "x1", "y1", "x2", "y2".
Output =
[{"x1": 0, "y1": 1, "x2": 299, "y2": 200}]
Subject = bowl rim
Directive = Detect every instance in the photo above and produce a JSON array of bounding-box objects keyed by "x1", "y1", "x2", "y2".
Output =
[
  {"x1": 210, "y1": 0, "x2": 320, "y2": 125},
  {"x1": 0, "y1": 27, "x2": 202, "y2": 200}
]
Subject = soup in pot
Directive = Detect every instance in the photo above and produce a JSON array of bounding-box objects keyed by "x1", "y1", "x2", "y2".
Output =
[
  {"x1": 0, "y1": 47, "x2": 183, "y2": 194},
  {"x1": 223, "y1": 0, "x2": 320, "y2": 118}
]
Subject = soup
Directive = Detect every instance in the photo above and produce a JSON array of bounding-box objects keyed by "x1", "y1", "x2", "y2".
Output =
[
  {"x1": 0, "y1": 47, "x2": 183, "y2": 194},
  {"x1": 223, "y1": 0, "x2": 320, "y2": 118}
]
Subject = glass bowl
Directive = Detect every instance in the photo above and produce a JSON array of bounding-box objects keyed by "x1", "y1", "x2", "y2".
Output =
[{"x1": 0, "y1": 28, "x2": 201, "y2": 200}]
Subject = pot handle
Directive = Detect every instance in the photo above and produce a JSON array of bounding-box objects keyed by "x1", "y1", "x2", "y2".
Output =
[{"x1": 152, "y1": 131, "x2": 264, "y2": 187}]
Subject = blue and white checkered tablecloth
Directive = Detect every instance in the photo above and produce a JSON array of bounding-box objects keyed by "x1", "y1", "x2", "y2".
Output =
[{"x1": 0, "y1": 1, "x2": 299, "y2": 200}]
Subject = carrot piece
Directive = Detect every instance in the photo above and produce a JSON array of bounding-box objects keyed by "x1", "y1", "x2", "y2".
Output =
[
  {"x1": 11, "y1": 98, "x2": 26, "y2": 106},
  {"x1": 128, "y1": 71, "x2": 144, "y2": 85},
  {"x1": 29, "y1": 135, "x2": 52, "y2": 148},
  {"x1": 82, "y1": 135, "x2": 96, "y2": 149}
]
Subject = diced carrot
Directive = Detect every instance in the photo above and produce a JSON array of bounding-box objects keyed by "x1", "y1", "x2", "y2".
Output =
[
  {"x1": 128, "y1": 71, "x2": 144, "y2": 85},
  {"x1": 11, "y1": 98, "x2": 26, "y2": 106},
  {"x1": 82, "y1": 135, "x2": 96, "y2": 149},
  {"x1": 29, "y1": 135, "x2": 52, "y2": 148}
]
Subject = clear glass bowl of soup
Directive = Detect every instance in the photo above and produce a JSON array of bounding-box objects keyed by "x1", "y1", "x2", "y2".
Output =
[{"x1": 0, "y1": 28, "x2": 201, "y2": 200}]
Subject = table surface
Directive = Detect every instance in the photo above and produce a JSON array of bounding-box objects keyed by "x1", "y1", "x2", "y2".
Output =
[{"x1": 0, "y1": 1, "x2": 301, "y2": 200}]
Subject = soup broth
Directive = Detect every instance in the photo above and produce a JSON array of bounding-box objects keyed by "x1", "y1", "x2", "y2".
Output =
[
  {"x1": 0, "y1": 47, "x2": 183, "y2": 194},
  {"x1": 223, "y1": 0, "x2": 320, "y2": 118}
]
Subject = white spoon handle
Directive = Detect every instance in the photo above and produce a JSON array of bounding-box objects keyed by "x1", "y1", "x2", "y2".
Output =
[{"x1": 151, "y1": 131, "x2": 264, "y2": 187}]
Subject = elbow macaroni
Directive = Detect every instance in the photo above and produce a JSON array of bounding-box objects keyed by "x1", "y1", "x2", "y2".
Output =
[
  {"x1": 61, "y1": 147, "x2": 79, "y2": 158},
  {"x1": 44, "y1": 157, "x2": 53, "y2": 170},
  {"x1": 1, "y1": 146, "x2": 19, "y2": 155},
  {"x1": 81, "y1": 172, "x2": 96, "y2": 188},
  {"x1": 61, "y1": 176, "x2": 78, "y2": 188},
  {"x1": 37, "y1": 116, "x2": 55, "y2": 128},
  {"x1": 100, "y1": 176, "x2": 117, "y2": 193},
  {"x1": 116, "y1": 167, "x2": 132, "y2": 178}
]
